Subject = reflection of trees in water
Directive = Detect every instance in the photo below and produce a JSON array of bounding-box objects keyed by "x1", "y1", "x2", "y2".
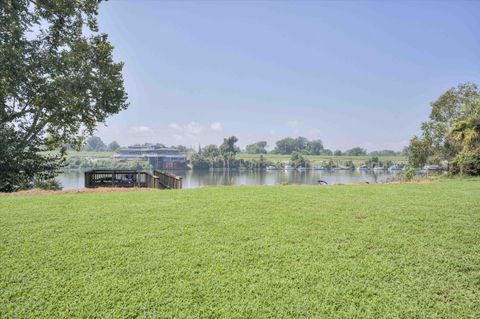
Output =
[
  {"x1": 59, "y1": 169, "x2": 400, "y2": 189},
  {"x1": 256, "y1": 171, "x2": 267, "y2": 184},
  {"x1": 203, "y1": 169, "x2": 237, "y2": 186},
  {"x1": 222, "y1": 170, "x2": 235, "y2": 185},
  {"x1": 187, "y1": 169, "x2": 394, "y2": 187},
  {"x1": 206, "y1": 170, "x2": 270, "y2": 186}
]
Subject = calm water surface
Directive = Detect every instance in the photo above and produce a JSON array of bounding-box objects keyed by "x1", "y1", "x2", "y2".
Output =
[{"x1": 58, "y1": 169, "x2": 402, "y2": 189}]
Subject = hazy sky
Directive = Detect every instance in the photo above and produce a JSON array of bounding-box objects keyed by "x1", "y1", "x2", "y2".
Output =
[{"x1": 95, "y1": 0, "x2": 480, "y2": 151}]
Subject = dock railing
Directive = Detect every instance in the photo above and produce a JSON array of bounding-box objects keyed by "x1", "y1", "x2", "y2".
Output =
[
  {"x1": 153, "y1": 170, "x2": 183, "y2": 189},
  {"x1": 84, "y1": 170, "x2": 182, "y2": 189}
]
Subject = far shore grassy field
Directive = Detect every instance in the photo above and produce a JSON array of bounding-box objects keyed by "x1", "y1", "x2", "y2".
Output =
[
  {"x1": 236, "y1": 153, "x2": 407, "y2": 166},
  {"x1": 65, "y1": 151, "x2": 116, "y2": 158},
  {"x1": 1, "y1": 179, "x2": 479, "y2": 317},
  {"x1": 64, "y1": 151, "x2": 407, "y2": 166}
]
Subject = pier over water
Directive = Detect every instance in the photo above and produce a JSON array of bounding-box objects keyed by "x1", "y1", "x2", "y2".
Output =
[{"x1": 84, "y1": 170, "x2": 182, "y2": 189}]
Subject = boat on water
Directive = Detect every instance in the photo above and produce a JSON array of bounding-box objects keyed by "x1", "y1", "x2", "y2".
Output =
[
  {"x1": 284, "y1": 165, "x2": 295, "y2": 170},
  {"x1": 334, "y1": 167, "x2": 352, "y2": 171},
  {"x1": 266, "y1": 166, "x2": 279, "y2": 171},
  {"x1": 372, "y1": 166, "x2": 386, "y2": 171},
  {"x1": 422, "y1": 164, "x2": 445, "y2": 175},
  {"x1": 388, "y1": 164, "x2": 403, "y2": 171},
  {"x1": 358, "y1": 165, "x2": 369, "y2": 171},
  {"x1": 423, "y1": 164, "x2": 442, "y2": 171},
  {"x1": 314, "y1": 166, "x2": 330, "y2": 170}
]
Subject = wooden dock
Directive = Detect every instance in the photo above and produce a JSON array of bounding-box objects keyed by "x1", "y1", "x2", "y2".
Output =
[{"x1": 84, "y1": 170, "x2": 182, "y2": 189}]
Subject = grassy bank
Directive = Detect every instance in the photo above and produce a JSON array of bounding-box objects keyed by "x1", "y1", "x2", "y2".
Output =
[
  {"x1": 1, "y1": 180, "x2": 479, "y2": 318},
  {"x1": 67, "y1": 151, "x2": 116, "y2": 158},
  {"x1": 63, "y1": 151, "x2": 406, "y2": 169},
  {"x1": 237, "y1": 153, "x2": 407, "y2": 166},
  {"x1": 64, "y1": 151, "x2": 406, "y2": 164}
]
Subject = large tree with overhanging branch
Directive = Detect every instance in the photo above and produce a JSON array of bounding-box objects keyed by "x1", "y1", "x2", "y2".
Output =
[
  {"x1": 0, "y1": 0, "x2": 128, "y2": 191},
  {"x1": 407, "y1": 82, "x2": 480, "y2": 175}
]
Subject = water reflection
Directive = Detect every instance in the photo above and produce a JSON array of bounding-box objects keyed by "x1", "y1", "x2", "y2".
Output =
[{"x1": 58, "y1": 169, "x2": 401, "y2": 190}]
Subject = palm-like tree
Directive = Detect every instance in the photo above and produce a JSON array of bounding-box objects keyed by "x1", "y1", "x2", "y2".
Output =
[{"x1": 450, "y1": 118, "x2": 480, "y2": 152}]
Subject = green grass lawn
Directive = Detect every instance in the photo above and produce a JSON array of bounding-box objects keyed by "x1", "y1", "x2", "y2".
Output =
[
  {"x1": 66, "y1": 151, "x2": 116, "y2": 158},
  {"x1": 1, "y1": 180, "x2": 479, "y2": 318}
]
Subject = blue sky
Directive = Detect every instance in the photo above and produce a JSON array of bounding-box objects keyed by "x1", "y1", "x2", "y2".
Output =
[{"x1": 95, "y1": 0, "x2": 480, "y2": 151}]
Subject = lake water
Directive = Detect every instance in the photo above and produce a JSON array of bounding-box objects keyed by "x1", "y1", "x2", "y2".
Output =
[{"x1": 58, "y1": 169, "x2": 402, "y2": 189}]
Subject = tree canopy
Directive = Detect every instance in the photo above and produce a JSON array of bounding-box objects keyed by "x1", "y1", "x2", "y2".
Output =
[
  {"x1": 273, "y1": 137, "x2": 323, "y2": 155},
  {"x1": 107, "y1": 141, "x2": 121, "y2": 152},
  {"x1": 344, "y1": 147, "x2": 367, "y2": 156},
  {"x1": 369, "y1": 150, "x2": 399, "y2": 157},
  {"x1": 1, "y1": 0, "x2": 128, "y2": 191},
  {"x1": 83, "y1": 136, "x2": 106, "y2": 152},
  {"x1": 289, "y1": 151, "x2": 309, "y2": 168},
  {"x1": 407, "y1": 82, "x2": 480, "y2": 174},
  {"x1": 220, "y1": 136, "x2": 239, "y2": 169},
  {"x1": 305, "y1": 140, "x2": 324, "y2": 155},
  {"x1": 245, "y1": 141, "x2": 267, "y2": 154}
]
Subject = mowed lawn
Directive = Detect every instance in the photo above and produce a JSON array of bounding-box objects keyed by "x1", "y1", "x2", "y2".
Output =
[{"x1": 1, "y1": 180, "x2": 480, "y2": 318}]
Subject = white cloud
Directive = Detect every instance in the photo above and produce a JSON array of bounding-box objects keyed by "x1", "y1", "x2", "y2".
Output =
[
  {"x1": 210, "y1": 122, "x2": 223, "y2": 132},
  {"x1": 186, "y1": 121, "x2": 204, "y2": 135},
  {"x1": 169, "y1": 123, "x2": 181, "y2": 130},
  {"x1": 286, "y1": 120, "x2": 299, "y2": 129},
  {"x1": 129, "y1": 126, "x2": 153, "y2": 134},
  {"x1": 168, "y1": 121, "x2": 216, "y2": 144},
  {"x1": 169, "y1": 121, "x2": 204, "y2": 136}
]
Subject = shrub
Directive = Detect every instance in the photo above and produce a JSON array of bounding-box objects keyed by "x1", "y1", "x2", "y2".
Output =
[
  {"x1": 450, "y1": 148, "x2": 480, "y2": 176},
  {"x1": 289, "y1": 151, "x2": 309, "y2": 168},
  {"x1": 404, "y1": 167, "x2": 416, "y2": 181},
  {"x1": 34, "y1": 179, "x2": 63, "y2": 191},
  {"x1": 344, "y1": 160, "x2": 355, "y2": 170}
]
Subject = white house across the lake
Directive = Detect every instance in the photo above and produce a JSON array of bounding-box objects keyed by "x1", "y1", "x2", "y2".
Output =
[{"x1": 114, "y1": 143, "x2": 187, "y2": 170}]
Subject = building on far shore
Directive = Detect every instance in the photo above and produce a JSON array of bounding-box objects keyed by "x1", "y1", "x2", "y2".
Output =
[{"x1": 114, "y1": 143, "x2": 187, "y2": 170}]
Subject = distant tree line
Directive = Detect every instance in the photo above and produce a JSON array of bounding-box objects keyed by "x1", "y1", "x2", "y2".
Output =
[
  {"x1": 81, "y1": 136, "x2": 121, "y2": 152},
  {"x1": 61, "y1": 133, "x2": 409, "y2": 172},
  {"x1": 271, "y1": 137, "x2": 324, "y2": 155},
  {"x1": 245, "y1": 141, "x2": 268, "y2": 154},
  {"x1": 80, "y1": 135, "x2": 406, "y2": 158},
  {"x1": 245, "y1": 138, "x2": 404, "y2": 157},
  {"x1": 190, "y1": 136, "x2": 243, "y2": 169}
]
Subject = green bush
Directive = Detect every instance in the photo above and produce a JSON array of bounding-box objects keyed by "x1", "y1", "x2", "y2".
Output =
[
  {"x1": 289, "y1": 151, "x2": 309, "y2": 168},
  {"x1": 404, "y1": 167, "x2": 416, "y2": 181},
  {"x1": 450, "y1": 148, "x2": 480, "y2": 176},
  {"x1": 34, "y1": 179, "x2": 63, "y2": 191},
  {"x1": 343, "y1": 160, "x2": 355, "y2": 169}
]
